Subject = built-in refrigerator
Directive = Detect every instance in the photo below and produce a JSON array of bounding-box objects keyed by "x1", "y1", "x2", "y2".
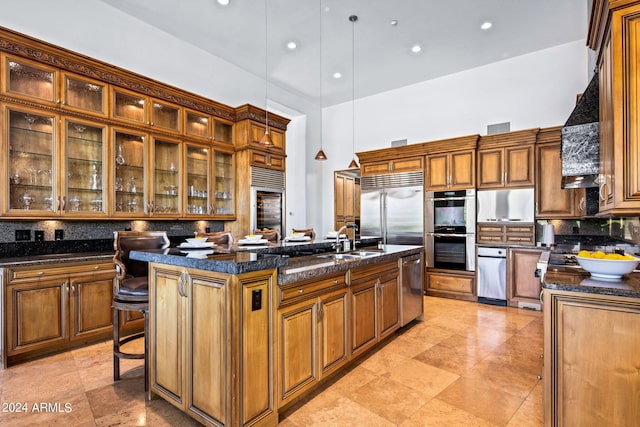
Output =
[
  {"x1": 250, "y1": 167, "x2": 285, "y2": 236},
  {"x1": 360, "y1": 171, "x2": 424, "y2": 245}
]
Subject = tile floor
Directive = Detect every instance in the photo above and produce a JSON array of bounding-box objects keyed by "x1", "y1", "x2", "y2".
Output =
[{"x1": 0, "y1": 296, "x2": 543, "y2": 426}]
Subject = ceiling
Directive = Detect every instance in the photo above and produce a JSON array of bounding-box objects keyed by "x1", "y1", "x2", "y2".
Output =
[{"x1": 99, "y1": 0, "x2": 589, "y2": 107}]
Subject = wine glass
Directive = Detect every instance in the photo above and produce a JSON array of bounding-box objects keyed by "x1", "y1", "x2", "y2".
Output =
[
  {"x1": 115, "y1": 144, "x2": 126, "y2": 165},
  {"x1": 21, "y1": 194, "x2": 34, "y2": 210}
]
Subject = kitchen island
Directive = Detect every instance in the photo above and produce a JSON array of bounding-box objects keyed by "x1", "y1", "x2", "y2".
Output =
[
  {"x1": 542, "y1": 267, "x2": 640, "y2": 426},
  {"x1": 130, "y1": 241, "x2": 423, "y2": 427}
]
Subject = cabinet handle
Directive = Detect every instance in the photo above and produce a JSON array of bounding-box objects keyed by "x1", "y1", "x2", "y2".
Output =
[
  {"x1": 578, "y1": 197, "x2": 585, "y2": 212},
  {"x1": 535, "y1": 202, "x2": 538, "y2": 215},
  {"x1": 317, "y1": 301, "x2": 323, "y2": 321},
  {"x1": 37, "y1": 271, "x2": 44, "y2": 276},
  {"x1": 60, "y1": 196, "x2": 66, "y2": 211},
  {"x1": 599, "y1": 176, "x2": 607, "y2": 202},
  {"x1": 539, "y1": 289, "x2": 544, "y2": 306},
  {"x1": 150, "y1": 122, "x2": 154, "y2": 126},
  {"x1": 71, "y1": 282, "x2": 76, "y2": 294},
  {"x1": 94, "y1": 265, "x2": 100, "y2": 270},
  {"x1": 178, "y1": 272, "x2": 185, "y2": 297}
]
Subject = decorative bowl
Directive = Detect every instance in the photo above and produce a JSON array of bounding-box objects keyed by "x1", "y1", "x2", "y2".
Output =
[
  {"x1": 576, "y1": 255, "x2": 640, "y2": 280},
  {"x1": 245, "y1": 234, "x2": 263, "y2": 241},
  {"x1": 186, "y1": 237, "x2": 207, "y2": 245}
]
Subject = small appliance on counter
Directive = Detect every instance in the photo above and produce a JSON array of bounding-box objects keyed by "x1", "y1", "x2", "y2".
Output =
[{"x1": 541, "y1": 223, "x2": 555, "y2": 247}]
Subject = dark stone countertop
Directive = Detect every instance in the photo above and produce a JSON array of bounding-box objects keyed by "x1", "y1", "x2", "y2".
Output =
[
  {"x1": 0, "y1": 252, "x2": 114, "y2": 268},
  {"x1": 543, "y1": 266, "x2": 640, "y2": 299}
]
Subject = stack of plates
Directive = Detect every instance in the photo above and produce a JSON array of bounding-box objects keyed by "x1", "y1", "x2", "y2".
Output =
[
  {"x1": 285, "y1": 235, "x2": 311, "y2": 242},
  {"x1": 238, "y1": 238, "x2": 269, "y2": 245},
  {"x1": 178, "y1": 241, "x2": 216, "y2": 249}
]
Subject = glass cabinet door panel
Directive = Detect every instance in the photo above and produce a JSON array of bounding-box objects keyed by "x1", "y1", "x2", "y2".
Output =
[
  {"x1": 151, "y1": 100, "x2": 181, "y2": 133},
  {"x1": 152, "y1": 138, "x2": 181, "y2": 215},
  {"x1": 213, "y1": 150, "x2": 234, "y2": 216},
  {"x1": 4, "y1": 57, "x2": 57, "y2": 104},
  {"x1": 185, "y1": 110, "x2": 211, "y2": 140},
  {"x1": 6, "y1": 108, "x2": 56, "y2": 214},
  {"x1": 64, "y1": 120, "x2": 107, "y2": 215},
  {"x1": 113, "y1": 130, "x2": 146, "y2": 215},
  {"x1": 112, "y1": 89, "x2": 146, "y2": 124},
  {"x1": 213, "y1": 120, "x2": 233, "y2": 144},
  {"x1": 63, "y1": 74, "x2": 107, "y2": 116},
  {"x1": 186, "y1": 144, "x2": 211, "y2": 216}
]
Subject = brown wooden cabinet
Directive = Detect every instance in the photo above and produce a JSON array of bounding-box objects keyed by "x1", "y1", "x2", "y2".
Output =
[
  {"x1": 277, "y1": 274, "x2": 348, "y2": 408},
  {"x1": 349, "y1": 260, "x2": 400, "y2": 357},
  {"x1": 425, "y1": 270, "x2": 475, "y2": 302},
  {"x1": 360, "y1": 156, "x2": 423, "y2": 177},
  {"x1": 589, "y1": 1, "x2": 640, "y2": 215},
  {"x1": 425, "y1": 149, "x2": 475, "y2": 191},
  {"x1": 476, "y1": 224, "x2": 535, "y2": 246},
  {"x1": 4, "y1": 260, "x2": 115, "y2": 365},
  {"x1": 334, "y1": 170, "x2": 360, "y2": 232},
  {"x1": 543, "y1": 288, "x2": 640, "y2": 426},
  {"x1": 149, "y1": 263, "x2": 278, "y2": 427},
  {"x1": 507, "y1": 248, "x2": 542, "y2": 308},
  {"x1": 535, "y1": 127, "x2": 585, "y2": 218},
  {"x1": 477, "y1": 129, "x2": 537, "y2": 189}
]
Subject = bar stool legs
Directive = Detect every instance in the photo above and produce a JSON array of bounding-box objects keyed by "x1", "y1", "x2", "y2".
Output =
[{"x1": 113, "y1": 302, "x2": 149, "y2": 399}]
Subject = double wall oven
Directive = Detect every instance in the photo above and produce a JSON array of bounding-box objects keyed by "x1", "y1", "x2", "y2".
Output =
[{"x1": 426, "y1": 190, "x2": 476, "y2": 271}]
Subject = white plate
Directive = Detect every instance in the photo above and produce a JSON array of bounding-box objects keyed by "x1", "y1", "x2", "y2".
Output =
[
  {"x1": 178, "y1": 242, "x2": 216, "y2": 249},
  {"x1": 325, "y1": 234, "x2": 347, "y2": 239},
  {"x1": 238, "y1": 239, "x2": 269, "y2": 245},
  {"x1": 181, "y1": 249, "x2": 214, "y2": 258},
  {"x1": 286, "y1": 235, "x2": 311, "y2": 241}
]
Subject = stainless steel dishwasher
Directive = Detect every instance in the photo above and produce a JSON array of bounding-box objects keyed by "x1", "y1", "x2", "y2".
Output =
[
  {"x1": 400, "y1": 253, "x2": 424, "y2": 326},
  {"x1": 476, "y1": 246, "x2": 507, "y2": 306}
]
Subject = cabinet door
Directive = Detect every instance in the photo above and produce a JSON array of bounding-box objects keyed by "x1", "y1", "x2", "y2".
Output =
[
  {"x1": 184, "y1": 109, "x2": 212, "y2": 141},
  {"x1": 150, "y1": 136, "x2": 181, "y2": 217},
  {"x1": 213, "y1": 119, "x2": 234, "y2": 145},
  {"x1": 334, "y1": 174, "x2": 345, "y2": 222},
  {"x1": 599, "y1": 35, "x2": 615, "y2": 211},
  {"x1": 361, "y1": 161, "x2": 390, "y2": 176},
  {"x1": 62, "y1": 119, "x2": 108, "y2": 217},
  {"x1": 450, "y1": 150, "x2": 475, "y2": 189},
  {"x1": 151, "y1": 99, "x2": 181, "y2": 134},
  {"x1": 477, "y1": 148, "x2": 504, "y2": 188},
  {"x1": 188, "y1": 272, "x2": 228, "y2": 425},
  {"x1": 250, "y1": 123, "x2": 284, "y2": 152},
  {"x1": 149, "y1": 267, "x2": 185, "y2": 407},
  {"x1": 426, "y1": 154, "x2": 449, "y2": 191},
  {"x1": 390, "y1": 157, "x2": 423, "y2": 173},
  {"x1": 536, "y1": 143, "x2": 577, "y2": 218},
  {"x1": 213, "y1": 149, "x2": 235, "y2": 217},
  {"x1": 70, "y1": 273, "x2": 113, "y2": 339},
  {"x1": 185, "y1": 143, "x2": 212, "y2": 216},
  {"x1": 505, "y1": 145, "x2": 534, "y2": 187},
  {"x1": 2, "y1": 55, "x2": 58, "y2": 105},
  {"x1": 318, "y1": 288, "x2": 349, "y2": 376},
  {"x1": 62, "y1": 73, "x2": 108, "y2": 117},
  {"x1": 378, "y1": 274, "x2": 400, "y2": 340},
  {"x1": 6, "y1": 280, "x2": 68, "y2": 356},
  {"x1": 112, "y1": 88, "x2": 147, "y2": 125},
  {"x1": 507, "y1": 248, "x2": 542, "y2": 307},
  {"x1": 350, "y1": 279, "x2": 377, "y2": 356},
  {"x1": 4, "y1": 106, "x2": 58, "y2": 216},
  {"x1": 278, "y1": 298, "x2": 317, "y2": 405},
  {"x1": 112, "y1": 128, "x2": 147, "y2": 217}
]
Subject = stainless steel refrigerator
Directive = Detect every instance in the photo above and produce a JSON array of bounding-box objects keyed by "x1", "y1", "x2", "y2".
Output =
[{"x1": 360, "y1": 171, "x2": 424, "y2": 245}]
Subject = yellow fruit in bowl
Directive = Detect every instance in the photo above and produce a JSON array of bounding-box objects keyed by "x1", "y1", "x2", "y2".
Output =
[
  {"x1": 591, "y1": 251, "x2": 606, "y2": 259},
  {"x1": 604, "y1": 253, "x2": 622, "y2": 260},
  {"x1": 577, "y1": 250, "x2": 591, "y2": 258}
]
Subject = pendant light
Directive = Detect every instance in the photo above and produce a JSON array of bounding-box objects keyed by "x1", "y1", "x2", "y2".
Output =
[
  {"x1": 314, "y1": 0, "x2": 327, "y2": 161},
  {"x1": 259, "y1": 0, "x2": 273, "y2": 146},
  {"x1": 347, "y1": 15, "x2": 359, "y2": 169}
]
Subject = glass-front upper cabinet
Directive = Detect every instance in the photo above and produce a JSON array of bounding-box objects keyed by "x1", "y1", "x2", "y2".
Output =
[
  {"x1": 4, "y1": 106, "x2": 57, "y2": 216},
  {"x1": 151, "y1": 99, "x2": 181, "y2": 134},
  {"x1": 151, "y1": 137, "x2": 181, "y2": 216},
  {"x1": 213, "y1": 119, "x2": 233, "y2": 144},
  {"x1": 62, "y1": 119, "x2": 108, "y2": 217},
  {"x1": 184, "y1": 109, "x2": 211, "y2": 141},
  {"x1": 185, "y1": 143, "x2": 211, "y2": 216},
  {"x1": 62, "y1": 73, "x2": 108, "y2": 117},
  {"x1": 112, "y1": 88, "x2": 147, "y2": 125},
  {"x1": 112, "y1": 128, "x2": 147, "y2": 217},
  {"x1": 213, "y1": 150, "x2": 234, "y2": 217},
  {"x1": 2, "y1": 55, "x2": 58, "y2": 105}
]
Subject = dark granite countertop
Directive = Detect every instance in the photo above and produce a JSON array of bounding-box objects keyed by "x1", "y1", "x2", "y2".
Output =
[
  {"x1": 543, "y1": 266, "x2": 640, "y2": 298},
  {"x1": 0, "y1": 252, "x2": 114, "y2": 268}
]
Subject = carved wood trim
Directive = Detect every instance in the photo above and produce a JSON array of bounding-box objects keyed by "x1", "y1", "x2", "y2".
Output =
[
  {"x1": 356, "y1": 134, "x2": 479, "y2": 164},
  {"x1": 234, "y1": 104, "x2": 290, "y2": 131},
  {"x1": 536, "y1": 126, "x2": 562, "y2": 145},
  {"x1": 477, "y1": 128, "x2": 539, "y2": 149}
]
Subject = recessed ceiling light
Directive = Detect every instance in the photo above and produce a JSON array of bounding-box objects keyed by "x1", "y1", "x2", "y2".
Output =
[
  {"x1": 286, "y1": 41, "x2": 297, "y2": 50},
  {"x1": 481, "y1": 21, "x2": 492, "y2": 30},
  {"x1": 390, "y1": 20, "x2": 398, "y2": 26},
  {"x1": 217, "y1": 0, "x2": 230, "y2": 5},
  {"x1": 333, "y1": 72, "x2": 342, "y2": 79},
  {"x1": 410, "y1": 44, "x2": 422, "y2": 54}
]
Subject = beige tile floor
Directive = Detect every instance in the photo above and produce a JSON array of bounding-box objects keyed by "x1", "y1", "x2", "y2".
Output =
[{"x1": 0, "y1": 296, "x2": 543, "y2": 426}]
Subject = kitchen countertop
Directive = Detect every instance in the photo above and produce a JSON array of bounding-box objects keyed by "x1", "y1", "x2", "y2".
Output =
[
  {"x1": 542, "y1": 266, "x2": 640, "y2": 298},
  {"x1": 0, "y1": 252, "x2": 114, "y2": 268}
]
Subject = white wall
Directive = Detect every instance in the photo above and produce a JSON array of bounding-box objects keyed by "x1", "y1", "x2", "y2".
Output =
[{"x1": 314, "y1": 40, "x2": 589, "y2": 234}]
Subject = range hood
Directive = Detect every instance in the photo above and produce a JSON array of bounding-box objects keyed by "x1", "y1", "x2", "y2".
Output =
[{"x1": 561, "y1": 73, "x2": 600, "y2": 189}]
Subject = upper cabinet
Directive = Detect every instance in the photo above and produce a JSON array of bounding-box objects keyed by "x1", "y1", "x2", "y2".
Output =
[
  {"x1": 426, "y1": 150, "x2": 475, "y2": 191},
  {"x1": 0, "y1": 26, "x2": 250, "y2": 221},
  {"x1": 535, "y1": 126, "x2": 585, "y2": 218},
  {"x1": 589, "y1": 1, "x2": 640, "y2": 215},
  {"x1": 477, "y1": 128, "x2": 537, "y2": 189},
  {"x1": 361, "y1": 157, "x2": 423, "y2": 177}
]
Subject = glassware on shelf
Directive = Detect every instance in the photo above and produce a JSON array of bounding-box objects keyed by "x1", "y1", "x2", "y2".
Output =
[
  {"x1": 164, "y1": 185, "x2": 177, "y2": 196},
  {"x1": 169, "y1": 162, "x2": 176, "y2": 173},
  {"x1": 115, "y1": 177, "x2": 123, "y2": 191},
  {"x1": 68, "y1": 196, "x2": 82, "y2": 212},
  {"x1": 89, "y1": 163, "x2": 101, "y2": 190},
  {"x1": 126, "y1": 176, "x2": 137, "y2": 193},
  {"x1": 38, "y1": 169, "x2": 52, "y2": 186},
  {"x1": 25, "y1": 168, "x2": 38, "y2": 185},
  {"x1": 115, "y1": 143, "x2": 126, "y2": 165},
  {"x1": 10, "y1": 174, "x2": 21, "y2": 185},
  {"x1": 43, "y1": 196, "x2": 53, "y2": 210},
  {"x1": 21, "y1": 194, "x2": 34, "y2": 210},
  {"x1": 127, "y1": 199, "x2": 138, "y2": 213},
  {"x1": 90, "y1": 199, "x2": 103, "y2": 212}
]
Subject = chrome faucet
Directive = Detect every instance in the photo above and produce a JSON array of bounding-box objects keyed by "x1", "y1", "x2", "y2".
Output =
[{"x1": 335, "y1": 223, "x2": 358, "y2": 252}]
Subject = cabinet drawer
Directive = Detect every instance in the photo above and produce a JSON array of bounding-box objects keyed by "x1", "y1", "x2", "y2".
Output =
[
  {"x1": 279, "y1": 274, "x2": 346, "y2": 305},
  {"x1": 8, "y1": 261, "x2": 115, "y2": 282},
  {"x1": 361, "y1": 162, "x2": 390, "y2": 176},
  {"x1": 390, "y1": 157, "x2": 423, "y2": 173},
  {"x1": 477, "y1": 235, "x2": 504, "y2": 243},
  {"x1": 505, "y1": 225, "x2": 534, "y2": 234},
  {"x1": 505, "y1": 235, "x2": 535, "y2": 245},
  {"x1": 477, "y1": 225, "x2": 503, "y2": 233},
  {"x1": 428, "y1": 273, "x2": 473, "y2": 294}
]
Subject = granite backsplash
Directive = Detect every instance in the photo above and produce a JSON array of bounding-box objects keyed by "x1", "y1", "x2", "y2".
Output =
[{"x1": 536, "y1": 217, "x2": 640, "y2": 253}]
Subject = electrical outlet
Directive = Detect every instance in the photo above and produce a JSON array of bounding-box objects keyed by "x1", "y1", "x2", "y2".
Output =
[
  {"x1": 54, "y1": 229, "x2": 64, "y2": 240},
  {"x1": 251, "y1": 289, "x2": 262, "y2": 311},
  {"x1": 15, "y1": 230, "x2": 31, "y2": 241}
]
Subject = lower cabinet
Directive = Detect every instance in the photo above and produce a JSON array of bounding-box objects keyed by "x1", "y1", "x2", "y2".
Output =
[
  {"x1": 507, "y1": 248, "x2": 543, "y2": 308},
  {"x1": 425, "y1": 269, "x2": 475, "y2": 302},
  {"x1": 277, "y1": 273, "x2": 348, "y2": 408},
  {"x1": 148, "y1": 263, "x2": 277, "y2": 427},
  {"x1": 350, "y1": 260, "x2": 400, "y2": 357},
  {"x1": 4, "y1": 260, "x2": 115, "y2": 366},
  {"x1": 543, "y1": 289, "x2": 640, "y2": 426}
]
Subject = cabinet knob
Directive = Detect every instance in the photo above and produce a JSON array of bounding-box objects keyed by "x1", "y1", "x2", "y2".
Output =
[
  {"x1": 37, "y1": 271, "x2": 44, "y2": 276},
  {"x1": 94, "y1": 265, "x2": 100, "y2": 270},
  {"x1": 298, "y1": 289, "x2": 304, "y2": 294}
]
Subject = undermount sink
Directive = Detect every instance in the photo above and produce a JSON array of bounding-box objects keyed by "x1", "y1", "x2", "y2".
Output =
[
  {"x1": 316, "y1": 253, "x2": 361, "y2": 260},
  {"x1": 350, "y1": 251, "x2": 381, "y2": 257}
]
